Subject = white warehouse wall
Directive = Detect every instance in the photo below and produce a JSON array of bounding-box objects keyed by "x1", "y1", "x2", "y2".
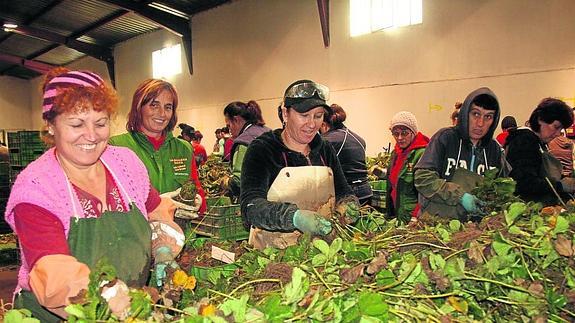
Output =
[{"x1": 18, "y1": 0, "x2": 575, "y2": 156}]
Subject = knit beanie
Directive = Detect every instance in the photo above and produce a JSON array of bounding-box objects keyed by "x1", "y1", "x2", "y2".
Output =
[{"x1": 390, "y1": 111, "x2": 418, "y2": 134}]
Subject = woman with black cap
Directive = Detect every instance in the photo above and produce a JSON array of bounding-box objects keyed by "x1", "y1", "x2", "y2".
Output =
[{"x1": 240, "y1": 80, "x2": 359, "y2": 250}]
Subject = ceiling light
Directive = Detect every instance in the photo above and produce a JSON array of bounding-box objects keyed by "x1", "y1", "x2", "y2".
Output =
[
  {"x1": 148, "y1": 2, "x2": 189, "y2": 20},
  {"x1": 3, "y1": 23, "x2": 18, "y2": 29}
]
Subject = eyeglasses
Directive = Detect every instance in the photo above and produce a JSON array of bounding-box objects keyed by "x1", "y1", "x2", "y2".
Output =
[
  {"x1": 284, "y1": 81, "x2": 330, "y2": 101},
  {"x1": 391, "y1": 129, "x2": 413, "y2": 138}
]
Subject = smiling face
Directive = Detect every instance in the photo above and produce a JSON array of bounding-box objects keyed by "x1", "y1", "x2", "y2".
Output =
[
  {"x1": 468, "y1": 104, "x2": 495, "y2": 145},
  {"x1": 51, "y1": 102, "x2": 110, "y2": 169},
  {"x1": 538, "y1": 120, "x2": 563, "y2": 143},
  {"x1": 139, "y1": 89, "x2": 174, "y2": 138},
  {"x1": 282, "y1": 106, "x2": 325, "y2": 149}
]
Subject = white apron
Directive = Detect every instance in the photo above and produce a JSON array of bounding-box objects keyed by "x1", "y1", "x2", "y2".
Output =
[{"x1": 248, "y1": 165, "x2": 335, "y2": 250}]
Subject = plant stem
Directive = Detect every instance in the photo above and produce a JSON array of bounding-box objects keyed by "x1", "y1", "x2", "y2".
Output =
[
  {"x1": 153, "y1": 303, "x2": 186, "y2": 314},
  {"x1": 229, "y1": 279, "x2": 282, "y2": 297},
  {"x1": 380, "y1": 291, "x2": 459, "y2": 299},
  {"x1": 458, "y1": 273, "x2": 532, "y2": 294},
  {"x1": 312, "y1": 266, "x2": 333, "y2": 293},
  {"x1": 394, "y1": 241, "x2": 454, "y2": 251},
  {"x1": 207, "y1": 288, "x2": 237, "y2": 300},
  {"x1": 444, "y1": 248, "x2": 469, "y2": 260}
]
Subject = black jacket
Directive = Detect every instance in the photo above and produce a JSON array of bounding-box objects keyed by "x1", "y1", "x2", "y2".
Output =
[
  {"x1": 240, "y1": 129, "x2": 353, "y2": 231},
  {"x1": 505, "y1": 127, "x2": 568, "y2": 205}
]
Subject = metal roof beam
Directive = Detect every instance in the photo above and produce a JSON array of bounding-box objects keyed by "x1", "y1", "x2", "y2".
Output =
[
  {"x1": 0, "y1": 53, "x2": 55, "y2": 74},
  {"x1": 317, "y1": 0, "x2": 330, "y2": 47},
  {"x1": 101, "y1": 0, "x2": 193, "y2": 74},
  {"x1": 1, "y1": 22, "x2": 114, "y2": 61}
]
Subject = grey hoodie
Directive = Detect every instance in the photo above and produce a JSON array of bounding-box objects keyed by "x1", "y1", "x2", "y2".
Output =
[{"x1": 414, "y1": 87, "x2": 509, "y2": 219}]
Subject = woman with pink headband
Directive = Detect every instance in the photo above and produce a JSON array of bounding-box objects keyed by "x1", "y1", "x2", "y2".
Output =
[{"x1": 4, "y1": 68, "x2": 185, "y2": 321}]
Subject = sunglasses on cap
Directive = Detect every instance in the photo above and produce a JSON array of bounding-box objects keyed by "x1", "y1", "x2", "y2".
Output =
[{"x1": 284, "y1": 81, "x2": 330, "y2": 101}]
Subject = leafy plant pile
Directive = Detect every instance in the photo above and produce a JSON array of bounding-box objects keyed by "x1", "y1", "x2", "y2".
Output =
[
  {"x1": 198, "y1": 155, "x2": 231, "y2": 197},
  {"x1": 5, "y1": 178, "x2": 575, "y2": 322},
  {"x1": 367, "y1": 152, "x2": 391, "y2": 181},
  {"x1": 174, "y1": 181, "x2": 198, "y2": 206}
]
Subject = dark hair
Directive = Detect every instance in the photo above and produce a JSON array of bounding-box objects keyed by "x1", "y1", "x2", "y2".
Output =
[
  {"x1": 127, "y1": 79, "x2": 178, "y2": 134},
  {"x1": 501, "y1": 116, "x2": 517, "y2": 130},
  {"x1": 472, "y1": 94, "x2": 498, "y2": 111},
  {"x1": 221, "y1": 126, "x2": 230, "y2": 134},
  {"x1": 529, "y1": 98, "x2": 574, "y2": 132},
  {"x1": 178, "y1": 123, "x2": 195, "y2": 138},
  {"x1": 323, "y1": 104, "x2": 347, "y2": 130},
  {"x1": 215, "y1": 128, "x2": 222, "y2": 135},
  {"x1": 194, "y1": 130, "x2": 203, "y2": 141},
  {"x1": 451, "y1": 102, "x2": 461, "y2": 122},
  {"x1": 223, "y1": 100, "x2": 265, "y2": 126}
]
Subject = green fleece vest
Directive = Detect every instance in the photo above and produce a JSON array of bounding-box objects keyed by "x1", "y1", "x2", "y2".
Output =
[
  {"x1": 109, "y1": 132, "x2": 192, "y2": 194},
  {"x1": 387, "y1": 148, "x2": 426, "y2": 223}
]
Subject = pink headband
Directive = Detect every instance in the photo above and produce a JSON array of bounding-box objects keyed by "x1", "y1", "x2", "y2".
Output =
[{"x1": 42, "y1": 70, "x2": 104, "y2": 117}]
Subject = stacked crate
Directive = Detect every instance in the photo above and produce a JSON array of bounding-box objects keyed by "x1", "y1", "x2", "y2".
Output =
[
  {"x1": 370, "y1": 180, "x2": 387, "y2": 211},
  {"x1": 0, "y1": 160, "x2": 8, "y2": 233},
  {"x1": 190, "y1": 196, "x2": 248, "y2": 241},
  {"x1": 8, "y1": 131, "x2": 46, "y2": 186}
]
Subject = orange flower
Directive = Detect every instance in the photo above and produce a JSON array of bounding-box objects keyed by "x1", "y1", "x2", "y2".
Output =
[{"x1": 199, "y1": 303, "x2": 217, "y2": 316}]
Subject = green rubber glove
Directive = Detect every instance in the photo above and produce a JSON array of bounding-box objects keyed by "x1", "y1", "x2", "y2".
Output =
[
  {"x1": 343, "y1": 200, "x2": 361, "y2": 223},
  {"x1": 293, "y1": 210, "x2": 332, "y2": 236},
  {"x1": 154, "y1": 246, "x2": 180, "y2": 288},
  {"x1": 460, "y1": 193, "x2": 485, "y2": 213}
]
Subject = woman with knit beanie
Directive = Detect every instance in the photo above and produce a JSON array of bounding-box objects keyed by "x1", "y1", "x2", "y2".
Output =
[
  {"x1": 4, "y1": 68, "x2": 185, "y2": 321},
  {"x1": 386, "y1": 111, "x2": 429, "y2": 224}
]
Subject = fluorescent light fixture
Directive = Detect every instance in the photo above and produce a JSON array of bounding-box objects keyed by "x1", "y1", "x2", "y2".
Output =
[
  {"x1": 148, "y1": 2, "x2": 189, "y2": 20},
  {"x1": 3, "y1": 23, "x2": 18, "y2": 29}
]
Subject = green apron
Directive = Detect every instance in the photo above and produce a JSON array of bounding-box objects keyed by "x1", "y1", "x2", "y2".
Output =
[{"x1": 15, "y1": 197, "x2": 151, "y2": 322}]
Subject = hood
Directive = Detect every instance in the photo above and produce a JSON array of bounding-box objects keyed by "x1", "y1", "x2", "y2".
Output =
[
  {"x1": 394, "y1": 132, "x2": 430, "y2": 154},
  {"x1": 456, "y1": 87, "x2": 500, "y2": 146}
]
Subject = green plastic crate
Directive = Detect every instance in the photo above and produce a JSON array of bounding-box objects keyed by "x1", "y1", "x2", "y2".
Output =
[
  {"x1": 190, "y1": 205, "x2": 248, "y2": 240},
  {"x1": 371, "y1": 189, "x2": 386, "y2": 209},
  {"x1": 206, "y1": 196, "x2": 231, "y2": 207},
  {"x1": 369, "y1": 180, "x2": 387, "y2": 190}
]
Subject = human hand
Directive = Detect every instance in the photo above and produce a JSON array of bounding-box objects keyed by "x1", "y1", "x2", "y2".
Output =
[
  {"x1": 153, "y1": 246, "x2": 180, "y2": 288},
  {"x1": 100, "y1": 280, "x2": 131, "y2": 320},
  {"x1": 160, "y1": 189, "x2": 201, "y2": 212},
  {"x1": 560, "y1": 177, "x2": 575, "y2": 193},
  {"x1": 460, "y1": 193, "x2": 485, "y2": 213},
  {"x1": 293, "y1": 210, "x2": 332, "y2": 236}
]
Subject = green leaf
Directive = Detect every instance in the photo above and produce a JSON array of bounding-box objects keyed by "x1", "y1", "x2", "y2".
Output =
[
  {"x1": 444, "y1": 257, "x2": 465, "y2": 279},
  {"x1": 64, "y1": 304, "x2": 87, "y2": 319},
  {"x1": 257, "y1": 256, "x2": 271, "y2": 269},
  {"x1": 4, "y1": 310, "x2": 24, "y2": 323},
  {"x1": 261, "y1": 294, "x2": 292, "y2": 321},
  {"x1": 312, "y1": 254, "x2": 328, "y2": 266},
  {"x1": 429, "y1": 253, "x2": 446, "y2": 271},
  {"x1": 329, "y1": 238, "x2": 343, "y2": 258},
  {"x1": 449, "y1": 220, "x2": 461, "y2": 232},
  {"x1": 492, "y1": 241, "x2": 513, "y2": 256},
  {"x1": 552, "y1": 216, "x2": 569, "y2": 235},
  {"x1": 219, "y1": 294, "x2": 249, "y2": 322},
  {"x1": 437, "y1": 227, "x2": 451, "y2": 242},
  {"x1": 313, "y1": 239, "x2": 330, "y2": 255},
  {"x1": 505, "y1": 202, "x2": 527, "y2": 226},
  {"x1": 283, "y1": 267, "x2": 309, "y2": 304},
  {"x1": 358, "y1": 292, "x2": 388, "y2": 317},
  {"x1": 542, "y1": 249, "x2": 561, "y2": 268},
  {"x1": 375, "y1": 269, "x2": 395, "y2": 286}
]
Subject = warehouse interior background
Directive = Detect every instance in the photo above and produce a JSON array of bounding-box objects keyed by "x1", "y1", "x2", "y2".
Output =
[{"x1": 1, "y1": 0, "x2": 575, "y2": 157}]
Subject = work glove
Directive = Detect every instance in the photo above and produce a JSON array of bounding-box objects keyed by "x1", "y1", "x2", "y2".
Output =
[
  {"x1": 460, "y1": 193, "x2": 486, "y2": 214},
  {"x1": 100, "y1": 280, "x2": 131, "y2": 320},
  {"x1": 153, "y1": 246, "x2": 180, "y2": 288},
  {"x1": 560, "y1": 177, "x2": 575, "y2": 193},
  {"x1": 342, "y1": 200, "x2": 361, "y2": 224},
  {"x1": 293, "y1": 210, "x2": 332, "y2": 236},
  {"x1": 160, "y1": 189, "x2": 202, "y2": 218}
]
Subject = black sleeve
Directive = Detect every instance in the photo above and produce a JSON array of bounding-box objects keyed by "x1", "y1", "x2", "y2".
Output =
[
  {"x1": 322, "y1": 141, "x2": 354, "y2": 201},
  {"x1": 507, "y1": 134, "x2": 558, "y2": 197},
  {"x1": 239, "y1": 141, "x2": 298, "y2": 232}
]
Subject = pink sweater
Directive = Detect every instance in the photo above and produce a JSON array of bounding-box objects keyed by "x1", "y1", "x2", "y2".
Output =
[{"x1": 5, "y1": 146, "x2": 150, "y2": 291}]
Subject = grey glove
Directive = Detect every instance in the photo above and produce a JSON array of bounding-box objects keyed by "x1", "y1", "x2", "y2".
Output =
[{"x1": 560, "y1": 177, "x2": 575, "y2": 193}]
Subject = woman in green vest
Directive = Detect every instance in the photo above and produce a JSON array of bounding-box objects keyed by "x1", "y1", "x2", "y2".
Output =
[{"x1": 110, "y1": 79, "x2": 207, "y2": 216}]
